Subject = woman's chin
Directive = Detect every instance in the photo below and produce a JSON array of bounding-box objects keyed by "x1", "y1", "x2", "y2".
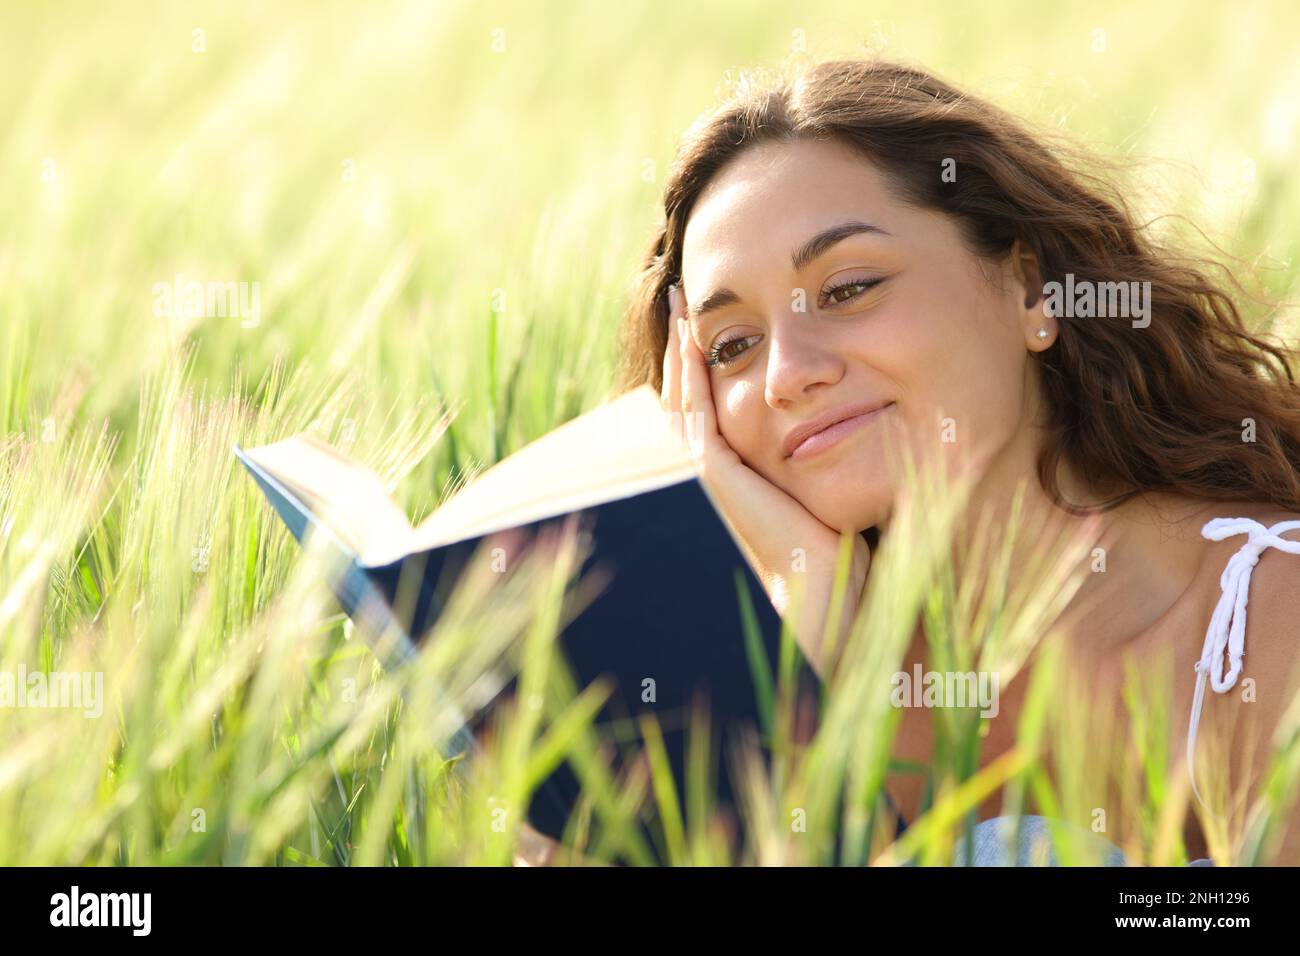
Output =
[
  {"x1": 801, "y1": 490, "x2": 890, "y2": 537},
  {"x1": 791, "y1": 463, "x2": 891, "y2": 530}
]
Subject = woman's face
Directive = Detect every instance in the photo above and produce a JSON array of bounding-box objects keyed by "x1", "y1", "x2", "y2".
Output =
[{"x1": 679, "y1": 136, "x2": 1045, "y2": 533}]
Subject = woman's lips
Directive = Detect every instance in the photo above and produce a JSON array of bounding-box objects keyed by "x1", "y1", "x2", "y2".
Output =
[{"x1": 788, "y1": 402, "x2": 894, "y2": 460}]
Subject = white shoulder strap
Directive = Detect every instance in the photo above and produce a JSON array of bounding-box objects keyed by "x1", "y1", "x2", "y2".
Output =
[{"x1": 1188, "y1": 517, "x2": 1300, "y2": 815}]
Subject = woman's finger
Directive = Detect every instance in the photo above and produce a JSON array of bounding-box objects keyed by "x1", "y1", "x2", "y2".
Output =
[
  {"x1": 661, "y1": 284, "x2": 683, "y2": 413},
  {"x1": 662, "y1": 284, "x2": 687, "y2": 448},
  {"x1": 678, "y1": 311, "x2": 720, "y2": 463}
]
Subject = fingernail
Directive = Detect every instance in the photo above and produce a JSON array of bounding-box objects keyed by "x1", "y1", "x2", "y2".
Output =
[{"x1": 677, "y1": 316, "x2": 687, "y2": 344}]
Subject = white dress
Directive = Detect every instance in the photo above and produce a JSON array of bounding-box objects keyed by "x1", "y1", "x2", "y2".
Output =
[{"x1": 1188, "y1": 517, "x2": 1300, "y2": 812}]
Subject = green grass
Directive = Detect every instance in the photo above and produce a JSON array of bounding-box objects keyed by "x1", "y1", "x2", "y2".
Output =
[{"x1": 2, "y1": 0, "x2": 1298, "y2": 865}]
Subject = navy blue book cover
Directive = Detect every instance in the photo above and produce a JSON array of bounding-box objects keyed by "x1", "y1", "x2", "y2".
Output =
[{"x1": 236, "y1": 442, "x2": 816, "y2": 863}]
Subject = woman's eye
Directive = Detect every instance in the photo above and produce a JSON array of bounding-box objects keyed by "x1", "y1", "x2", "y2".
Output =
[
  {"x1": 822, "y1": 276, "x2": 884, "y2": 306},
  {"x1": 706, "y1": 334, "x2": 760, "y2": 368},
  {"x1": 703, "y1": 279, "x2": 885, "y2": 369}
]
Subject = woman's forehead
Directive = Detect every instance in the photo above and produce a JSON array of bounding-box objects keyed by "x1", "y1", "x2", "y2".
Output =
[{"x1": 682, "y1": 141, "x2": 901, "y2": 265}]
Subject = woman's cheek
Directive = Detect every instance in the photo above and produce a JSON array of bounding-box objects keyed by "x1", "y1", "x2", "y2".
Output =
[{"x1": 717, "y1": 378, "x2": 763, "y2": 455}]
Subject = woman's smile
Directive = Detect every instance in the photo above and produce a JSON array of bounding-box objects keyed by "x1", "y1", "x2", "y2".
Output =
[{"x1": 786, "y1": 401, "x2": 895, "y2": 461}]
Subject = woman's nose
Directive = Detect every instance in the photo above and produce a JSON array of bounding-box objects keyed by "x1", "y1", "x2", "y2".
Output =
[{"x1": 763, "y1": 324, "x2": 843, "y2": 408}]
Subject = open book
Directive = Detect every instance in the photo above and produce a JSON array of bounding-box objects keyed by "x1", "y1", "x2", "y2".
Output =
[{"x1": 234, "y1": 384, "x2": 807, "y2": 860}]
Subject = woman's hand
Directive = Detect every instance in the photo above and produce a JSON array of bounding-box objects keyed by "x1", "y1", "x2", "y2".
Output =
[{"x1": 661, "y1": 284, "x2": 871, "y2": 679}]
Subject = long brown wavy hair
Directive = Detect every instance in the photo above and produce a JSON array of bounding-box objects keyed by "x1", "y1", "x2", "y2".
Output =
[{"x1": 613, "y1": 58, "x2": 1300, "y2": 515}]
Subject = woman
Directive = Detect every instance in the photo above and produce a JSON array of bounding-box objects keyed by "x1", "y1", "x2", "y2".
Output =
[{"x1": 613, "y1": 58, "x2": 1300, "y2": 865}]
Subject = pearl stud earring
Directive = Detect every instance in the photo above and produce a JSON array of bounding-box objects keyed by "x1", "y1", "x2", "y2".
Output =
[{"x1": 1035, "y1": 327, "x2": 1050, "y2": 342}]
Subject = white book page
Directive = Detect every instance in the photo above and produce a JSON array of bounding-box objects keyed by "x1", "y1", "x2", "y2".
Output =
[{"x1": 382, "y1": 385, "x2": 697, "y2": 564}]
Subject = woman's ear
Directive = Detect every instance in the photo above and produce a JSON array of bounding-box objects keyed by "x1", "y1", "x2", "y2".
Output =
[
  {"x1": 1006, "y1": 240, "x2": 1057, "y2": 349},
  {"x1": 1009, "y1": 239, "x2": 1045, "y2": 311}
]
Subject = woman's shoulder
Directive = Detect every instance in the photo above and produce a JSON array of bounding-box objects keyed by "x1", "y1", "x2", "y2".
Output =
[
  {"x1": 1187, "y1": 500, "x2": 1300, "y2": 654},
  {"x1": 1193, "y1": 502, "x2": 1300, "y2": 588},
  {"x1": 1183, "y1": 499, "x2": 1300, "y2": 576}
]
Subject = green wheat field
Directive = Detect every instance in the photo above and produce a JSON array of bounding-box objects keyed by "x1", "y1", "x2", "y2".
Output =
[{"x1": 2, "y1": 0, "x2": 1298, "y2": 866}]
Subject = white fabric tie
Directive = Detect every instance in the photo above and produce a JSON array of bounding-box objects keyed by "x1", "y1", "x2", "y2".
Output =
[{"x1": 1188, "y1": 517, "x2": 1300, "y2": 813}]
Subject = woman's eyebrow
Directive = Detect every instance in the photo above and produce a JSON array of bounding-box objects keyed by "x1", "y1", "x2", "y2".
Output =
[
  {"x1": 688, "y1": 220, "x2": 891, "y2": 323},
  {"x1": 791, "y1": 219, "x2": 891, "y2": 271}
]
